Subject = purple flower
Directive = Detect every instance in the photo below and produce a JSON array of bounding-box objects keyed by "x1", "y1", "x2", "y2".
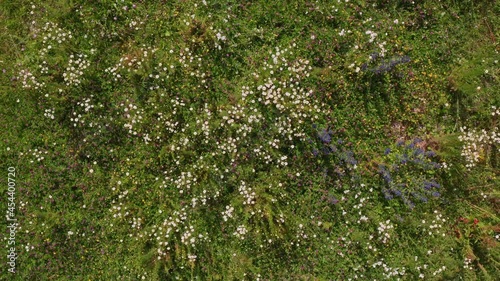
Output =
[
  {"x1": 383, "y1": 190, "x2": 393, "y2": 200},
  {"x1": 370, "y1": 52, "x2": 379, "y2": 60},
  {"x1": 391, "y1": 189, "x2": 402, "y2": 197},
  {"x1": 322, "y1": 146, "x2": 332, "y2": 155},
  {"x1": 400, "y1": 55, "x2": 411, "y2": 63},
  {"x1": 318, "y1": 129, "x2": 332, "y2": 143},
  {"x1": 327, "y1": 196, "x2": 338, "y2": 205},
  {"x1": 423, "y1": 181, "x2": 432, "y2": 190},
  {"x1": 414, "y1": 148, "x2": 424, "y2": 156}
]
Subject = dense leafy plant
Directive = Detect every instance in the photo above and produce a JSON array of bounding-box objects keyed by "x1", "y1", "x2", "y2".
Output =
[{"x1": 0, "y1": 0, "x2": 498, "y2": 280}]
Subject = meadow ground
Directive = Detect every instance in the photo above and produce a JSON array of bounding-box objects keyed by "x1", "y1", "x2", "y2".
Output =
[{"x1": 0, "y1": 0, "x2": 499, "y2": 280}]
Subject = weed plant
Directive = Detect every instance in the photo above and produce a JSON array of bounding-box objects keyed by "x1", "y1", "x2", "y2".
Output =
[{"x1": 0, "y1": 0, "x2": 498, "y2": 280}]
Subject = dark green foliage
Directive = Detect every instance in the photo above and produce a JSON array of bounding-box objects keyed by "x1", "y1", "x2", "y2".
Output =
[{"x1": 0, "y1": 0, "x2": 498, "y2": 280}]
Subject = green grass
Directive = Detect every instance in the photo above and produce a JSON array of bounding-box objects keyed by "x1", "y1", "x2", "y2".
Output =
[{"x1": 1, "y1": 0, "x2": 499, "y2": 280}]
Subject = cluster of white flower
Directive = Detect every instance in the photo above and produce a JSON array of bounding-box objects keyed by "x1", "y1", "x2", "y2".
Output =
[
  {"x1": 180, "y1": 225, "x2": 196, "y2": 246},
  {"x1": 223, "y1": 103, "x2": 247, "y2": 125},
  {"x1": 222, "y1": 205, "x2": 234, "y2": 221},
  {"x1": 178, "y1": 47, "x2": 201, "y2": 70},
  {"x1": 187, "y1": 254, "x2": 197, "y2": 263},
  {"x1": 101, "y1": 43, "x2": 331, "y2": 271},
  {"x1": 294, "y1": 223, "x2": 308, "y2": 246},
  {"x1": 43, "y1": 108, "x2": 55, "y2": 120},
  {"x1": 365, "y1": 30, "x2": 377, "y2": 43},
  {"x1": 18, "y1": 69, "x2": 44, "y2": 89},
  {"x1": 160, "y1": 209, "x2": 188, "y2": 238},
  {"x1": 377, "y1": 41, "x2": 387, "y2": 57},
  {"x1": 128, "y1": 17, "x2": 144, "y2": 31},
  {"x1": 147, "y1": 206, "x2": 210, "y2": 261},
  {"x1": 170, "y1": 171, "x2": 198, "y2": 195},
  {"x1": 190, "y1": 189, "x2": 209, "y2": 208},
  {"x1": 365, "y1": 240, "x2": 377, "y2": 253},
  {"x1": 422, "y1": 210, "x2": 447, "y2": 237},
  {"x1": 338, "y1": 28, "x2": 352, "y2": 36},
  {"x1": 147, "y1": 62, "x2": 172, "y2": 91},
  {"x1": 276, "y1": 212, "x2": 285, "y2": 224},
  {"x1": 27, "y1": 148, "x2": 48, "y2": 163},
  {"x1": 415, "y1": 263, "x2": 429, "y2": 279},
  {"x1": 196, "y1": 114, "x2": 212, "y2": 142},
  {"x1": 277, "y1": 155, "x2": 288, "y2": 167},
  {"x1": 130, "y1": 217, "x2": 143, "y2": 230},
  {"x1": 154, "y1": 97, "x2": 186, "y2": 137},
  {"x1": 371, "y1": 260, "x2": 406, "y2": 279},
  {"x1": 214, "y1": 29, "x2": 227, "y2": 50},
  {"x1": 24, "y1": 242, "x2": 35, "y2": 253},
  {"x1": 27, "y1": 4, "x2": 39, "y2": 32},
  {"x1": 238, "y1": 181, "x2": 256, "y2": 205},
  {"x1": 39, "y1": 60, "x2": 49, "y2": 74},
  {"x1": 39, "y1": 21, "x2": 72, "y2": 57},
  {"x1": 110, "y1": 202, "x2": 128, "y2": 219},
  {"x1": 104, "y1": 46, "x2": 158, "y2": 81},
  {"x1": 463, "y1": 258, "x2": 473, "y2": 270},
  {"x1": 377, "y1": 220, "x2": 394, "y2": 244},
  {"x1": 70, "y1": 96, "x2": 95, "y2": 127},
  {"x1": 63, "y1": 54, "x2": 89, "y2": 86},
  {"x1": 109, "y1": 189, "x2": 130, "y2": 219},
  {"x1": 153, "y1": 209, "x2": 188, "y2": 256},
  {"x1": 491, "y1": 105, "x2": 500, "y2": 116},
  {"x1": 431, "y1": 266, "x2": 446, "y2": 276},
  {"x1": 459, "y1": 122, "x2": 499, "y2": 169},
  {"x1": 121, "y1": 101, "x2": 144, "y2": 136},
  {"x1": 440, "y1": 161, "x2": 450, "y2": 170},
  {"x1": 233, "y1": 224, "x2": 248, "y2": 240}
]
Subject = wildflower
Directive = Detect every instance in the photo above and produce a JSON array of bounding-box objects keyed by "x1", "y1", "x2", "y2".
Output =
[
  {"x1": 400, "y1": 154, "x2": 408, "y2": 164},
  {"x1": 327, "y1": 196, "x2": 338, "y2": 205},
  {"x1": 413, "y1": 148, "x2": 424, "y2": 156},
  {"x1": 383, "y1": 189, "x2": 393, "y2": 200},
  {"x1": 321, "y1": 146, "x2": 332, "y2": 155},
  {"x1": 379, "y1": 166, "x2": 392, "y2": 183},
  {"x1": 318, "y1": 129, "x2": 332, "y2": 143},
  {"x1": 425, "y1": 151, "x2": 436, "y2": 157},
  {"x1": 370, "y1": 52, "x2": 379, "y2": 60},
  {"x1": 391, "y1": 189, "x2": 402, "y2": 197}
]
